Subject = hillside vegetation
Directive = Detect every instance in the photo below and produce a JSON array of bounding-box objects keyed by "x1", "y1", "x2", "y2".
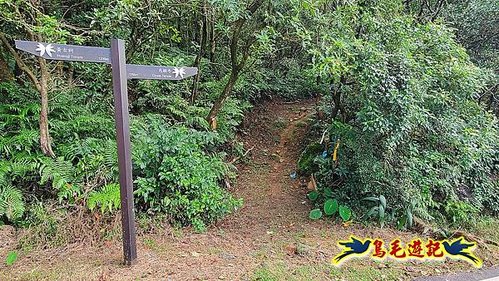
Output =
[{"x1": 0, "y1": 0, "x2": 497, "y2": 239}]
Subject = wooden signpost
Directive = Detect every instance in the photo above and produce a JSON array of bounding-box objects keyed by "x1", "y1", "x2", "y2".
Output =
[{"x1": 15, "y1": 39, "x2": 198, "y2": 265}]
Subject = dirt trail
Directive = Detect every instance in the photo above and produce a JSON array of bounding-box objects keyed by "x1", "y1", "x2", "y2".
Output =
[
  {"x1": 223, "y1": 98, "x2": 315, "y2": 231},
  {"x1": 2, "y1": 99, "x2": 498, "y2": 281}
]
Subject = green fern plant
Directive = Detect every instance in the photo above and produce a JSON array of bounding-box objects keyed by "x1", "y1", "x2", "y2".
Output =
[
  {"x1": 87, "y1": 183, "x2": 121, "y2": 213},
  {"x1": 56, "y1": 183, "x2": 82, "y2": 204},
  {"x1": 39, "y1": 157, "x2": 75, "y2": 190},
  {"x1": 0, "y1": 185, "x2": 25, "y2": 221},
  {"x1": 7, "y1": 156, "x2": 42, "y2": 181}
]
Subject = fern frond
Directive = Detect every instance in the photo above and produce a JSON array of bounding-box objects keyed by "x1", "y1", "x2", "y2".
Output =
[
  {"x1": 39, "y1": 157, "x2": 74, "y2": 190},
  {"x1": 0, "y1": 129, "x2": 39, "y2": 157},
  {"x1": 87, "y1": 183, "x2": 121, "y2": 214},
  {"x1": 0, "y1": 185, "x2": 25, "y2": 221}
]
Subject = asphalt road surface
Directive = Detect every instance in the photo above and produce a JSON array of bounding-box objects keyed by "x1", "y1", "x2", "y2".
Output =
[{"x1": 414, "y1": 267, "x2": 499, "y2": 281}]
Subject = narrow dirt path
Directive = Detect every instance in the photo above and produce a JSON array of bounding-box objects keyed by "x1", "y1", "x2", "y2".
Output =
[
  {"x1": 117, "y1": 98, "x2": 347, "y2": 280},
  {"x1": 222, "y1": 98, "x2": 316, "y2": 232},
  {"x1": 2, "y1": 99, "x2": 498, "y2": 281}
]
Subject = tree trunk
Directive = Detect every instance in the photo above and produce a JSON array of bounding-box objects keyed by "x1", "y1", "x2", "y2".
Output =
[
  {"x1": 0, "y1": 33, "x2": 55, "y2": 157},
  {"x1": 191, "y1": 2, "x2": 208, "y2": 105},
  {"x1": 209, "y1": 9, "x2": 216, "y2": 63},
  {"x1": 206, "y1": 70, "x2": 239, "y2": 128},
  {"x1": 0, "y1": 48, "x2": 13, "y2": 82},
  {"x1": 38, "y1": 57, "x2": 55, "y2": 157},
  {"x1": 331, "y1": 76, "x2": 347, "y2": 121},
  {"x1": 206, "y1": 20, "x2": 244, "y2": 126},
  {"x1": 205, "y1": 0, "x2": 264, "y2": 126}
]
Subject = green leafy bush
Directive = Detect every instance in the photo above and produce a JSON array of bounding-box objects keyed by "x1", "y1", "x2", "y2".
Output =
[
  {"x1": 297, "y1": 143, "x2": 323, "y2": 176},
  {"x1": 362, "y1": 195, "x2": 388, "y2": 227},
  {"x1": 298, "y1": 0, "x2": 499, "y2": 225},
  {"x1": 0, "y1": 57, "x2": 249, "y2": 231},
  {"x1": 233, "y1": 58, "x2": 323, "y2": 101},
  {"x1": 306, "y1": 189, "x2": 352, "y2": 222},
  {"x1": 132, "y1": 115, "x2": 242, "y2": 231}
]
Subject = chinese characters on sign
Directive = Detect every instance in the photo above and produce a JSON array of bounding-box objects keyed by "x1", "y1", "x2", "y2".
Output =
[
  {"x1": 333, "y1": 236, "x2": 482, "y2": 267},
  {"x1": 16, "y1": 41, "x2": 111, "y2": 63},
  {"x1": 126, "y1": 64, "x2": 197, "y2": 80}
]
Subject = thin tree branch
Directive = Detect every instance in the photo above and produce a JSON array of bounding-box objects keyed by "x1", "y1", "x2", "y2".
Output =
[{"x1": 0, "y1": 32, "x2": 41, "y2": 91}]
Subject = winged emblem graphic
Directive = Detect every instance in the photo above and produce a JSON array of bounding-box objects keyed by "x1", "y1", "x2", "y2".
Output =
[
  {"x1": 172, "y1": 67, "x2": 186, "y2": 79},
  {"x1": 35, "y1": 43, "x2": 55, "y2": 57}
]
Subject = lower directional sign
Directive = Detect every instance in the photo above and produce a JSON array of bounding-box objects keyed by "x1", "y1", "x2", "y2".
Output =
[{"x1": 127, "y1": 64, "x2": 198, "y2": 80}]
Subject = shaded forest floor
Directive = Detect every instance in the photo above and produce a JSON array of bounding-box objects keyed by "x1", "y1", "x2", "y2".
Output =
[{"x1": 1, "y1": 99, "x2": 498, "y2": 280}]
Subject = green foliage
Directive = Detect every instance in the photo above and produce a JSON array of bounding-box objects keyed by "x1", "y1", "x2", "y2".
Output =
[
  {"x1": 0, "y1": 0, "x2": 497, "y2": 238},
  {"x1": 87, "y1": 184, "x2": 121, "y2": 214},
  {"x1": 294, "y1": 0, "x2": 499, "y2": 226},
  {"x1": 39, "y1": 157, "x2": 75, "y2": 192},
  {"x1": 309, "y1": 209, "x2": 322, "y2": 220},
  {"x1": 338, "y1": 205, "x2": 352, "y2": 222},
  {"x1": 307, "y1": 191, "x2": 319, "y2": 201},
  {"x1": 396, "y1": 205, "x2": 415, "y2": 231},
  {"x1": 0, "y1": 185, "x2": 25, "y2": 222},
  {"x1": 1, "y1": 76, "x2": 248, "y2": 230},
  {"x1": 0, "y1": 0, "x2": 254, "y2": 230},
  {"x1": 132, "y1": 115, "x2": 242, "y2": 231},
  {"x1": 442, "y1": 0, "x2": 499, "y2": 116},
  {"x1": 443, "y1": 0, "x2": 498, "y2": 71},
  {"x1": 1, "y1": 0, "x2": 77, "y2": 43},
  {"x1": 297, "y1": 143, "x2": 323, "y2": 176},
  {"x1": 445, "y1": 200, "x2": 479, "y2": 225},
  {"x1": 233, "y1": 58, "x2": 322, "y2": 101},
  {"x1": 5, "y1": 251, "x2": 17, "y2": 266},
  {"x1": 216, "y1": 98, "x2": 252, "y2": 142},
  {"x1": 323, "y1": 199, "x2": 338, "y2": 216},
  {"x1": 306, "y1": 182, "x2": 352, "y2": 222},
  {"x1": 362, "y1": 195, "x2": 387, "y2": 227}
]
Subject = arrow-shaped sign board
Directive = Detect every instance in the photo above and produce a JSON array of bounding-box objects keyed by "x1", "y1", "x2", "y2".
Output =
[
  {"x1": 15, "y1": 40, "x2": 197, "y2": 81},
  {"x1": 15, "y1": 39, "x2": 198, "y2": 266},
  {"x1": 15, "y1": 40, "x2": 111, "y2": 64},
  {"x1": 127, "y1": 64, "x2": 197, "y2": 80}
]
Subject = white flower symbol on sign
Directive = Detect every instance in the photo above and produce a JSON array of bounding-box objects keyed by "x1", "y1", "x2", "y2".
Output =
[
  {"x1": 172, "y1": 67, "x2": 186, "y2": 79},
  {"x1": 35, "y1": 43, "x2": 55, "y2": 57}
]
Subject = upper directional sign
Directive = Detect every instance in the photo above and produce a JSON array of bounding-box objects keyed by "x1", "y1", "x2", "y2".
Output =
[
  {"x1": 126, "y1": 64, "x2": 198, "y2": 80},
  {"x1": 15, "y1": 40, "x2": 111, "y2": 64}
]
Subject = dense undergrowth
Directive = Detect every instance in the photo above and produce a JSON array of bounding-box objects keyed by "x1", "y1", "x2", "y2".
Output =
[
  {"x1": 296, "y1": 1, "x2": 499, "y2": 229},
  {"x1": 0, "y1": 0, "x2": 498, "y2": 249},
  {"x1": 0, "y1": 0, "x2": 317, "y2": 243},
  {"x1": 0, "y1": 65, "x2": 288, "y2": 234}
]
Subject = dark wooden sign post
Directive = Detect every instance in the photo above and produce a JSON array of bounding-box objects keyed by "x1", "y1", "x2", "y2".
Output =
[{"x1": 15, "y1": 39, "x2": 197, "y2": 265}]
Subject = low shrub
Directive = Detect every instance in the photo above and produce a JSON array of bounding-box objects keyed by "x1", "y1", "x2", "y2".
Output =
[{"x1": 132, "y1": 114, "x2": 242, "y2": 231}]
